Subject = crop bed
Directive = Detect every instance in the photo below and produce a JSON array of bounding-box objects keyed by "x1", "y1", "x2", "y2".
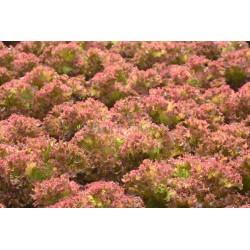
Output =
[{"x1": 0, "y1": 41, "x2": 249, "y2": 208}]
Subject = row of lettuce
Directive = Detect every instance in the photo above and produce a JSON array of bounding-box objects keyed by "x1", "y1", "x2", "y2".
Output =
[{"x1": 0, "y1": 41, "x2": 249, "y2": 208}]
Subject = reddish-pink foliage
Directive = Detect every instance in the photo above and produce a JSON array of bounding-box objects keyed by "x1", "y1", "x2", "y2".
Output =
[
  {"x1": 31, "y1": 79, "x2": 72, "y2": 119},
  {"x1": 22, "y1": 65, "x2": 60, "y2": 89},
  {"x1": 109, "y1": 96, "x2": 151, "y2": 126},
  {"x1": 0, "y1": 114, "x2": 46, "y2": 145},
  {"x1": 42, "y1": 42, "x2": 85, "y2": 76},
  {"x1": 50, "y1": 181, "x2": 144, "y2": 208},
  {"x1": 89, "y1": 62, "x2": 136, "y2": 106},
  {"x1": 33, "y1": 174, "x2": 82, "y2": 207},
  {"x1": 0, "y1": 79, "x2": 36, "y2": 119},
  {"x1": 123, "y1": 156, "x2": 249, "y2": 208},
  {"x1": 43, "y1": 98, "x2": 109, "y2": 140},
  {"x1": 0, "y1": 67, "x2": 12, "y2": 85},
  {"x1": 0, "y1": 41, "x2": 249, "y2": 208}
]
